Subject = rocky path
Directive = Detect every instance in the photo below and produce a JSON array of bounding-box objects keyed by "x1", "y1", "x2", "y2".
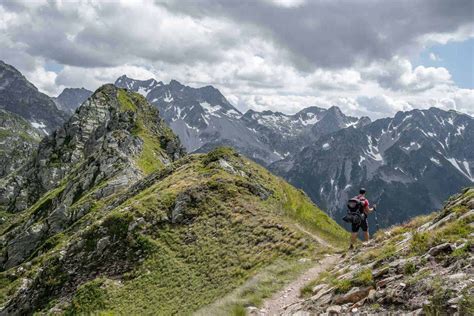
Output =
[
  {"x1": 258, "y1": 225, "x2": 341, "y2": 315},
  {"x1": 260, "y1": 254, "x2": 338, "y2": 315}
]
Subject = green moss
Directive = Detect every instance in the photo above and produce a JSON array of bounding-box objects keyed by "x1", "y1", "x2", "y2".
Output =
[
  {"x1": 352, "y1": 268, "x2": 373, "y2": 287},
  {"x1": 117, "y1": 89, "x2": 137, "y2": 112},
  {"x1": 451, "y1": 241, "x2": 471, "y2": 258},
  {"x1": 410, "y1": 232, "x2": 430, "y2": 255},
  {"x1": 135, "y1": 130, "x2": 165, "y2": 174},
  {"x1": 403, "y1": 261, "x2": 417, "y2": 275},
  {"x1": 333, "y1": 279, "x2": 352, "y2": 294},
  {"x1": 358, "y1": 242, "x2": 396, "y2": 263},
  {"x1": 203, "y1": 147, "x2": 239, "y2": 165},
  {"x1": 0, "y1": 272, "x2": 22, "y2": 306},
  {"x1": 66, "y1": 278, "x2": 109, "y2": 315},
  {"x1": 230, "y1": 304, "x2": 246, "y2": 316},
  {"x1": 423, "y1": 278, "x2": 453, "y2": 315}
]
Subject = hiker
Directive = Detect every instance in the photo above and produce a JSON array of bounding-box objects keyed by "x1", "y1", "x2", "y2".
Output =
[{"x1": 348, "y1": 188, "x2": 376, "y2": 249}]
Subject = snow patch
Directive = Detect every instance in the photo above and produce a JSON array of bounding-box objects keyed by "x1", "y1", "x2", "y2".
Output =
[
  {"x1": 164, "y1": 91, "x2": 174, "y2": 103},
  {"x1": 447, "y1": 158, "x2": 474, "y2": 182},
  {"x1": 455, "y1": 124, "x2": 465, "y2": 136},
  {"x1": 430, "y1": 157, "x2": 441, "y2": 166},
  {"x1": 200, "y1": 101, "x2": 222, "y2": 116}
]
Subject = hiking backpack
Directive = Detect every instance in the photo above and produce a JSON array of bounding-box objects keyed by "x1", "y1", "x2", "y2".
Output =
[{"x1": 342, "y1": 196, "x2": 364, "y2": 224}]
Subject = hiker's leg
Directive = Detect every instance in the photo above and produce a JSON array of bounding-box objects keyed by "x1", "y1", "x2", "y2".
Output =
[
  {"x1": 351, "y1": 232, "x2": 358, "y2": 245},
  {"x1": 363, "y1": 231, "x2": 369, "y2": 241}
]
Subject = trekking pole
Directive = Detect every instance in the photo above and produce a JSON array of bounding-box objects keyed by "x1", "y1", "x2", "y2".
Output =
[{"x1": 373, "y1": 207, "x2": 380, "y2": 231}]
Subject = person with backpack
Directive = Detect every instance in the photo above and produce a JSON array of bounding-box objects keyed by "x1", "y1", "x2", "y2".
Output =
[{"x1": 345, "y1": 188, "x2": 376, "y2": 250}]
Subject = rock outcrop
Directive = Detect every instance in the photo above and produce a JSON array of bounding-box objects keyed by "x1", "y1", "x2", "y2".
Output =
[
  {"x1": 0, "y1": 110, "x2": 42, "y2": 178},
  {"x1": 0, "y1": 84, "x2": 184, "y2": 270}
]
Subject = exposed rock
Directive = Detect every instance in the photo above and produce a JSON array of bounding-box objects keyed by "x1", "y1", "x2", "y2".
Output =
[
  {"x1": 332, "y1": 286, "x2": 373, "y2": 305},
  {"x1": 326, "y1": 305, "x2": 342, "y2": 315},
  {"x1": 0, "y1": 85, "x2": 184, "y2": 270},
  {"x1": 428, "y1": 243, "x2": 454, "y2": 256},
  {"x1": 376, "y1": 275, "x2": 403, "y2": 289}
]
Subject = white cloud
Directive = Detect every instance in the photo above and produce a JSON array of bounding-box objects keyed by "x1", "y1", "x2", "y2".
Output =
[
  {"x1": 0, "y1": 0, "x2": 472, "y2": 120},
  {"x1": 363, "y1": 57, "x2": 452, "y2": 92}
]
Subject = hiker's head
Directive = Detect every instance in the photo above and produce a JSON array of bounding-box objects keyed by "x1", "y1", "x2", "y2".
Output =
[{"x1": 359, "y1": 188, "x2": 366, "y2": 195}]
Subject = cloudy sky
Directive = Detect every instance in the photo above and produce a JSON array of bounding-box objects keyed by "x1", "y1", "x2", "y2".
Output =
[{"x1": 1, "y1": 0, "x2": 473, "y2": 118}]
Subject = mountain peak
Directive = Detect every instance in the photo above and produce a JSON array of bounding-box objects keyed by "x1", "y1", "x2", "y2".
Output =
[{"x1": 0, "y1": 60, "x2": 66, "y2": 133}]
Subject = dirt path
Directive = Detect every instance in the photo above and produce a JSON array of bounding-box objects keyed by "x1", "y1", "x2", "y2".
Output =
[
  {"x1": 294, "y1": 224, "x2": 337, "y2": 251},
  {"x1": 260, "y1": 254, "x2": 338, "y2": 315}
]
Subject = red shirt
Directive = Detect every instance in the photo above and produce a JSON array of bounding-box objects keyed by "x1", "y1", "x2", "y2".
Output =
[{"x1": 357, "y1": 194, "x2": 369, "y2": 213}]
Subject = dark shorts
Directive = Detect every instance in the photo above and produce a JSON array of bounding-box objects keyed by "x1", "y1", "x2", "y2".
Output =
[{"x1": 351, "y1": 214, "x2": 368, "y2": 232}]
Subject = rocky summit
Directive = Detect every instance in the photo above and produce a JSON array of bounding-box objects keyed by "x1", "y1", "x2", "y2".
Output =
[
  {"x1": 283, "y1": 187, "x2": 474, "y2": 315},
  {"x1": 0, "y1": 84, "x2": 183, "y2": 270},
  {"x1": 0, "y1": 86, "x2": 346, "y2": 314}
]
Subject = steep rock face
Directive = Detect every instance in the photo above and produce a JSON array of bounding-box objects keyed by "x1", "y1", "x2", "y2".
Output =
[
  {"x1": 0, "y1": 147, "x2": 346, "y2": 315},
  {"x1": 0, "y1": 84, "x2": 184, "y2": 270},
  {"x1": 0, "y1": 61, "x2": 67, "y2": 134},
  {"x1": 289, "y1": 187, "x2": 474, "y2": 315},
  {"x1": 0, "y1": 110, "x2": 42, "y2": 178},
  {"x1": 53, "y1": 88, "x2": 93, "y2": 115},
  {"x1": 271, "y1": 108, "x2": 474, "y2": 227}
]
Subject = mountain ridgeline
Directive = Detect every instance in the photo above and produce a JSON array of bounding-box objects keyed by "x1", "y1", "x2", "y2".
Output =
[
  {"x1": 114, "y1": 75, "x2": 370, "y2": 165},
  {"x1": 115, "y1": 75, "x2": 473, "y2": 228},
  {"x1": 0, "y1": 60, "x2": 472, "y2": 230},
  {"x1": 0, "y1": 85, "x2": 346, "y2": 314}
]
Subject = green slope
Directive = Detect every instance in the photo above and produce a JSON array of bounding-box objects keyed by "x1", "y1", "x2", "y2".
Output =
[{"x1": 0, "y1": 147, "x2": 347, "y2": 314}]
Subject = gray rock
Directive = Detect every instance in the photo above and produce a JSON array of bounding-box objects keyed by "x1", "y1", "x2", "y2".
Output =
[
  {"x1": 332, "y1": 286, "x2": 373, "y2": 305},
  {"x1": 326, "y1": 305, "x2": 342, "y2": 315},
  {"x1": 96, "y1": 236, "x2": 111, "y2": 253},
  {"x1": 428, "y1": 243, "x2": 454, "y2": 256}
]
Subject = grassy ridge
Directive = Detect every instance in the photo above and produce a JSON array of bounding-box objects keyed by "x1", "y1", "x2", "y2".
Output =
[{"x1": 61, "y1": 148, "x2": 346, "y2": 314}]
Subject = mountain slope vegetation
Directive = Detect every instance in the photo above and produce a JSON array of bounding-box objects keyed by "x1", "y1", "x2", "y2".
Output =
[{"x1": 0, "y1": 86, "x2": 346, "y2": 315}]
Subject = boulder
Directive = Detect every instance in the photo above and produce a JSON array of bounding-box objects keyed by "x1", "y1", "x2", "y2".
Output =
[
  {"x1": 367, "y1": 289, "x2": 377, "y2": 302},
  {"x1": 326, "y1": 305, "x2": 342, "y2": 315},
  {"x1": 332, "y1": 286, "x2": 373, "y2": 305},
  {"x1": 428, "y1": 243, "x2": 454, "y2": 256},
  {"x1": 376, "y1": 274, "x2": 403, "y2": 288}
]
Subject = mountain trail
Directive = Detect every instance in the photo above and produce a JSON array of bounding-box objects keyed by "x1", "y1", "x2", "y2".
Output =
[
  {"x1": 294, "y1": 223, "x2": 337, "y2": 250},
  {"x1": 260, "y1": 254, "x2": 338, "y2": 315}
]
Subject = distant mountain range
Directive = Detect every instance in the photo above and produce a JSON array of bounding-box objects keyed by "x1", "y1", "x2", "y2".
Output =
[
  {"x1": 113, "y1": 75, "x2": 473, "y2": 228},
  {"x1": 53, "y1": 87, "x2": 92, "y2": 115},
  {"x1": 271, "y1": 107, "x2": 474, "y2": 227},
  {"x1": 114, "y1": 75, "x2": 371, "y2": 165}
]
